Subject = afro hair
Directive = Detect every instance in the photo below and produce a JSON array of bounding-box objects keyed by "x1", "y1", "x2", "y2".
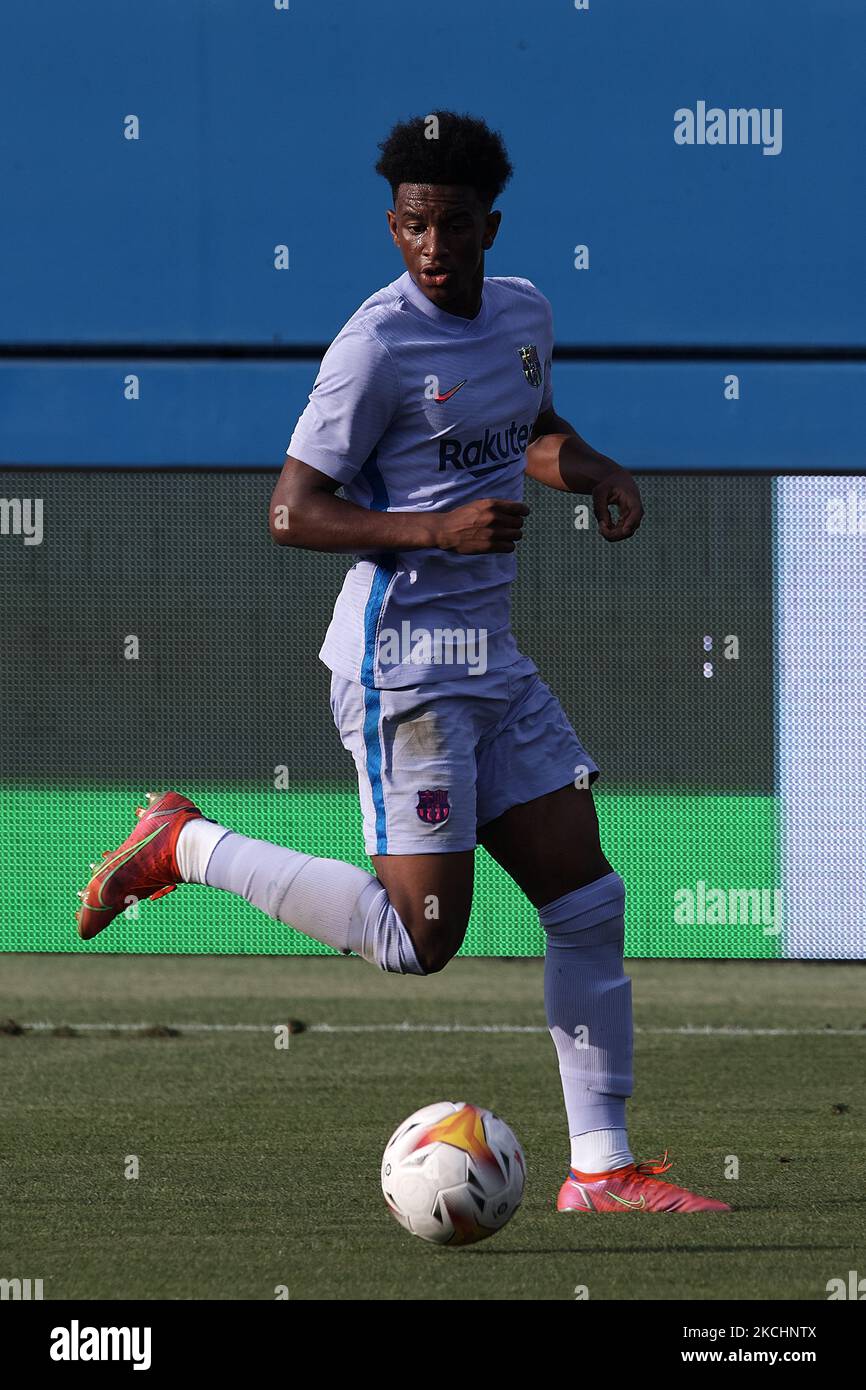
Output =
[{"x1": 375, "y1": 110, "x2": 513, "y2": 208}]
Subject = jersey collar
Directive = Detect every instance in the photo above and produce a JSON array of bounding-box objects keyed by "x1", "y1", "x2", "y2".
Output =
[{"x1": 396, "y1": 270, "x2": 489, "y2": 335}]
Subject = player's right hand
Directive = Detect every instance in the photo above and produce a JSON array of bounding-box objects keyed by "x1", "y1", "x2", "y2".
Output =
[{"x1": 434, "y1": 498, "x2": 530, "y2": 554}]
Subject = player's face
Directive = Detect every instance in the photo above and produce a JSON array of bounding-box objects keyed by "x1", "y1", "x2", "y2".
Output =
[{"x1": 387, "y1": 184, "x2": 501, "y2": 318}]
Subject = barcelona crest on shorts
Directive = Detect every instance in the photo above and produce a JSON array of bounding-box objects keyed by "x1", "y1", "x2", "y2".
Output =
[
  {"x1": 416, "y1": 789, "x2": 451, "y2": 825},
  {"x1": 517, "y1": 343, "x2": 542, "y2": 388}
]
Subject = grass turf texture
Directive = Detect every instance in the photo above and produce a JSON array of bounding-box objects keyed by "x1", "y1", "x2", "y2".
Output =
[{"x1": 2, "y1": 955, "x2": 864, "y2": 1302}]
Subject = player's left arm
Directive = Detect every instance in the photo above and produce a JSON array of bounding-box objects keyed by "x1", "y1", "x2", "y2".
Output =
[{"x1": 526, "y1": 406, "x2": 644, "y2": 542}]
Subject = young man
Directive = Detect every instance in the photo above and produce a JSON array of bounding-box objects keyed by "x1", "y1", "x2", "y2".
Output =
[{"x1": 77, "y1": 112, "x2": 728, "y2": 1214}]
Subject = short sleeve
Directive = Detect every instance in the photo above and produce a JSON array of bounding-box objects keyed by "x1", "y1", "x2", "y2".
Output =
[
  {"x1": 539, "y1": 293, "x2": 554, "y2": 414},
  {"x1": 286, "y1": 323, "x2": 400, "y2": 485}
]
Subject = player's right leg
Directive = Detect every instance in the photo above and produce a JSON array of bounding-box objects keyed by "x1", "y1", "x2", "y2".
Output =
[
  {"x1": 76, "y1": 673, "x2": 483, "y2": 973},
  {"x1": 369, "y1": 851, "x2": 474, "y2": 973},
  {"x1": 75, "y1": 789, "x2": 472, "y2": 975}
]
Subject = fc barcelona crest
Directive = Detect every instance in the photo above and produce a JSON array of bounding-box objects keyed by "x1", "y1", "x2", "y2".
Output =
[
  {"x1": 416, "y1": 789, "x2": 451, "y2": 825},
  {"x1": 517, "y1": 343, "x2": 543, "y2": 388}
]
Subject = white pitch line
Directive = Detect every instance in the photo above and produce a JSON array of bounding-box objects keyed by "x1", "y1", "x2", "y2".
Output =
[{"x1": 14, "y1": 1021, "x2": 866, "y2": 1037}]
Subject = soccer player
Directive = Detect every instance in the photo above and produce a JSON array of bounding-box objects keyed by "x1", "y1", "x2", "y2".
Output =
[{"x1": 77, "y1": 112, "x2": 728, "y2": 1214}]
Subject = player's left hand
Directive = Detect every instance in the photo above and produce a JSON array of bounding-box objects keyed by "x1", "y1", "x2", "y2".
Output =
[{"x1": 592, "y1": 472, "x2": 644, "y2": 542}]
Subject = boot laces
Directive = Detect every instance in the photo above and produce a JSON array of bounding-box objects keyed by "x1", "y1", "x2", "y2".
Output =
[{"x1": 634, "y1": 1149, "x2": 673, "y2": 1178}]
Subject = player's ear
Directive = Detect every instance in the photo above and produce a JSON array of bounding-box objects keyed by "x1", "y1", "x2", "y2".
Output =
[
  {"x1": 481, "y1": 209, "x2": 502, "y2": 250},
  {"x1": 386, "y1": 208, "x2": 399, "y2": 243}
]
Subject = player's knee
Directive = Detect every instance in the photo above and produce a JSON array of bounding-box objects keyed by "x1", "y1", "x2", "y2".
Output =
[
  {"x1": 541, "y1": 871, "x2": 625, "y2": 954},
  {"x1": 415, "y1": 939, "x2": 458, "y2": 974},
  {"x1": 407, "y1": 921, "x2": 467, "y2": 975}
]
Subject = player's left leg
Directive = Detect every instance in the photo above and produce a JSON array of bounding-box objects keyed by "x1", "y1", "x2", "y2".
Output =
[
  {"x1": 478, "y1": 781, "x2": 611, "y2": 907},
  {"x1": 478, "y1": 781, "x2": 635, "y2": 1181},
  {"x1": 476, "y1": 672, "x2": 730, "y2": 1212}
]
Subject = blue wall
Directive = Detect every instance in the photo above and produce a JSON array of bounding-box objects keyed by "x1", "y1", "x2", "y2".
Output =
[{"x1": 1, "y1": 0, "x2": 863, "y2": 467}]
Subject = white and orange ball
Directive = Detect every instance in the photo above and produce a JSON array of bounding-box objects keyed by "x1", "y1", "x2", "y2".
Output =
[{"x1": 381, "y1": 1101, "x2": 525, "y2": 1246}]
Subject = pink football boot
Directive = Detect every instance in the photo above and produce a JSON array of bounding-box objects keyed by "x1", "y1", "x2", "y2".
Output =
[
  {"x1": 557, "y1": 1151, "x2": 731, "y2": 1212},
  {"x1": 76, "y1": 789, "x2": 202, "y2": 940}
]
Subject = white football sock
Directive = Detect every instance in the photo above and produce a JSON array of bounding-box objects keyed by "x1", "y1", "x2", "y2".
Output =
[
  {"x1": 174, "y1": 821, "x2": 426, "y2": 975},
  {"x1": 174, "y1": 817, "x2": 231, "y2": 885},
  {"x1": 569, "y1": 1128, "x2": 633, "y2": 1175},
  {"x1": 540, "y1": 872, "x2": 635, "y2": 1169}
]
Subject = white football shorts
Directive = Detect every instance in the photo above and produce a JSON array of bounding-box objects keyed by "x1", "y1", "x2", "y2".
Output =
[{"x1": 329, "y1": 664, "x2": 600, "y2": 856}]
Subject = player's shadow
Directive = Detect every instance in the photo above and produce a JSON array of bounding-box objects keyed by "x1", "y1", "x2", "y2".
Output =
[
  {"x1": 472, "y1": 1243, "x2": 848, "y2": 1256},
  {"x1": 693, "y1": 1199, "x2": 866, "y2": 1214}
]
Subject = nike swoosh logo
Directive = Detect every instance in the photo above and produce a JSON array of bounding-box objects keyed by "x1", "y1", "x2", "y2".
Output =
[
  {"x1": 605, "y1": 1191, "x2": 646, "y2": 1209},
  {"x1": 433, "y1": 379, "x2": 467, "y2": 402},
  {"x1": 95, "y1": 824, "x2": 168, "y2": 906}
]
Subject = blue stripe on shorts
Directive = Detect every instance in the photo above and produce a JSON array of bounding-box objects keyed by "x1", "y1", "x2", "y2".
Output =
[
  {"x1": 358, "y1": 445, "x2": 393, "y2": 853},
  {"x1": 360, "y1": 560, "x2": 392, "y2": 853}
]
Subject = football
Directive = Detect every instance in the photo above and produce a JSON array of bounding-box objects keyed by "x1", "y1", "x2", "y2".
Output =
[{"x1": 381, "y1": 1100, "x2": 526, "y2": 1246}]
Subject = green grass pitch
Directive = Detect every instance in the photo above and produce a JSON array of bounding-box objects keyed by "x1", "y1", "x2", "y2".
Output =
[{"x1": 2, "y1": 954, "x2": 864, "y2": 1301}]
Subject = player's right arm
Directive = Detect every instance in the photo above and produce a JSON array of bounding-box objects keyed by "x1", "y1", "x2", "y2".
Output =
[{"x1": 269, "y1": 457, "x2": 527, "y2": 556}]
